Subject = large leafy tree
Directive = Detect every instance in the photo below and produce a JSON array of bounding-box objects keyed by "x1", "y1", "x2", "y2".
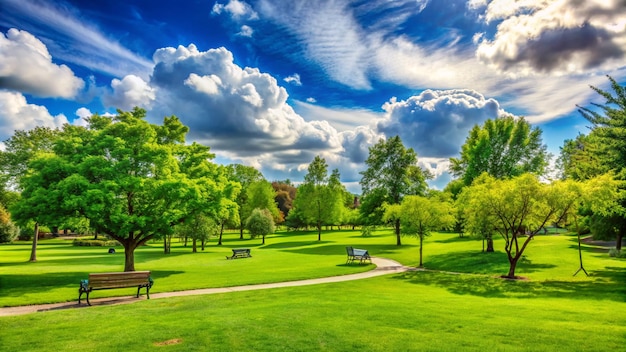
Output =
[
  {"x1": 272, "y1": 181, "x2": 296, "y2": 219},
  {"x1": 292, "y1": 156, "x2": 344, "y2": 240},
  {"x1": 396, "y1": 196, "x2": 455, "y2": 268},
  {"x1": 12, "y1": 108, "x2": 237, "y2": 271},
  {"x1": 246, "y1": 208, "x2": 275, "y2": 245},
  {"x1": 359, "y1": 136, "x2": 429, "y2": 245},
  {"x1": 246, "y1": 180, "x2": 281, "y2": 225},
  {"x1": 225, "y1": 164, "x2": 264, "y2": 239},
  {"x1": 449, "y1": 116, "x2": 549, "y2": 186},
  {"x1": 577, "y1": 76, "x2": 626, "y2": 250}
]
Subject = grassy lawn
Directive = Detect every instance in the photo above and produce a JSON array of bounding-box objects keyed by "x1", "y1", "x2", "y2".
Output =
[{"x1": 1, "y1": 229, "x2": 625, "y2": 351}]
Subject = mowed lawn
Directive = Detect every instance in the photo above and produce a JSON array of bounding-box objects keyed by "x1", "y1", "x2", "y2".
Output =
[{"x1": 1, "y1": 229, "x2": 625, "y2": 351}]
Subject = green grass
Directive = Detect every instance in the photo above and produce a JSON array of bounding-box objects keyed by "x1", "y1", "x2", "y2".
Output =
[{"x1": 1, "y1": 229, "x2": 625, "y2": 351}]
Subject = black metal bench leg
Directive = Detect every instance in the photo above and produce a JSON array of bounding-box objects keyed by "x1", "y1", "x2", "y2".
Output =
[{"x1": 86, "y1": 292, "x2": 92, "y2": 306}]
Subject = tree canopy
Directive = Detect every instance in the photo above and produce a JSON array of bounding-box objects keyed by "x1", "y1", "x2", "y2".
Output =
[
  {"x1": 449, "y1": 116, "x2": 548, "y2": 186},
  {"x1": 359, "y1": 135, "x2": 429, "y2": 245},
  {"x1": 11, "y1": 108, "x2": 238, "y2": 271}
]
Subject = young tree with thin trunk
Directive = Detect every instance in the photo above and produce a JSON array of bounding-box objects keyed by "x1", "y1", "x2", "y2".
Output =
[{"x1": 395, "y1": 196, "x2": 455, "y2": 268}]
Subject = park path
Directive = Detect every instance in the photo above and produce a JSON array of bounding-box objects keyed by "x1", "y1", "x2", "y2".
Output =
[{"x1": 0, "y1": 257, "x2": 414, "y2": 317}]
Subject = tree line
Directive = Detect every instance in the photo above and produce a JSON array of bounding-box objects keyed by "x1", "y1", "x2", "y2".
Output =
[{"x1": 1, "y1": 77, "x2": 625, "y2": 278}]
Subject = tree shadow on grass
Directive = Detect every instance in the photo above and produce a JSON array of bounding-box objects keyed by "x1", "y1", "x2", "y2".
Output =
[
  {"x1": 391, "y1": 267, "x2": 626, "y2": 302},
  {"x1": 424, "y1": 250, "x2": 557, "y2": 275}
]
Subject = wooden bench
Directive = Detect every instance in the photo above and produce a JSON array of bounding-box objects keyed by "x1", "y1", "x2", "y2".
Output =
[
  {"x1": 345, "y1": 246, "x2": 372, "y2": 264},
  {"x1": 78, "y1": 271, "x2": 153, "y2": 306},
  {"x1": 226, "y1": 248, "x2": 251, "y2": 259}
]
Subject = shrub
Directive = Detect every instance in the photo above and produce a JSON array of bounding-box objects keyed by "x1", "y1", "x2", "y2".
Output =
[
  {"x1": 0, "y1": 222, "x2": 19, "y2": 243},
  {"x1": 608, "y1": 248, "x2": 626, "y2": 258},
  {"x1": 361, "y1": 225, "x2": 375, "y2": 237},
  {"x1": 73, "y1": 239, "x2": 120, "y2": 247}
]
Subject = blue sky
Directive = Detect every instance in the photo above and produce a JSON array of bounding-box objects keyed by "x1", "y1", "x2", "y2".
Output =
[{"x1": 1, "y1": 0, "x2": 625, "y2": 192}]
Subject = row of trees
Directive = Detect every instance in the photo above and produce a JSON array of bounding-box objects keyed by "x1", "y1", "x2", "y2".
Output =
[{"x1": 1, "y1": 77, "x2": 624, "y2": 278}]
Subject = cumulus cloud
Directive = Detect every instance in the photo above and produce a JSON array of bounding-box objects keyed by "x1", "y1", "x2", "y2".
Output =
[
  {"x1": 212, "y1": 0, "x2": 259, "y2": 20},
  {"x1": 103, "y1": 75, "x2": 156, "y2": 110},
  {"x1": 0, "y1": 28, "x2": 84, "y2": 98},
  {"x1": 149, "y1": 44, "x2": 344, "y2": 160},
  {"x1": 476, "y1": 0, "x2": 626, "y2": 76},
  {"x1": 378, "y1": 89, "x2": 504, "y2": 158},
  {"x1": 0, "y1": 91, "x2": 69, "y2": 140}
]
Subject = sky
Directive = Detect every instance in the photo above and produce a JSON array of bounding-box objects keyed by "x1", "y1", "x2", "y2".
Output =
[{"x1": 1, "y1": 0, "x2": 625, "y2": 193}]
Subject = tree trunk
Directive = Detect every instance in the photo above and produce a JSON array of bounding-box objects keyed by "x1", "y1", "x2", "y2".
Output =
[
  {"x1": 418, "y1": 235, "x2": 424, "y2": 268},
  {"x1": 486, "y1": 237, "x2": 494, "y2": 252},
  {"x1": 616, "y1": 232, "x2": 624, "y2": 251},
  {"x1": 395, "y1": 219, "x2": 402, "y2": 246},
  {"x1": 29, "y1": 222, "x2": 39, "y2": 262},
  {"x1": 163, "y1": 236, "x2": 169, "y2": 254},
  {"x1": 506, "y1": 258, "x2": 519, "y2": 278},
  {"x1": 262, "y1": 235, "x2": 266, "y2": 245},
  {"x1": 192, "y1": 238, "x2": 197, "y2": 253},
  {"x1": 123, "y1": 244, "x2": 135, "y2": 272},
  {"x1": 201, "y1": 240, "x2": 206, "y2": 251},
  {"x1": 239, "y1": 225, "x2": 244, "y2": 240},
  {"x1": 218, "y1": 222, "x2": 224, "y2": 245},
  {"x1": 317, "y1": 221, "x2": 322, "y2": 241}
]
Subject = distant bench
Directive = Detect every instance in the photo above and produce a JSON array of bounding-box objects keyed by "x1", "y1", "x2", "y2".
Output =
[
  {"x1": 227, "y1": 248, "x2": 251, "y2": 260},
  {"x1": 78, "y1": 271, "x2": 153, "y2": 306},
  {"x1": 346, "y1": 246, "x2": 372, "y2": 264}
]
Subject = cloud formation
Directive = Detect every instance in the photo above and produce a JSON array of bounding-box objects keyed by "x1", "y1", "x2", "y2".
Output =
[
  {"x1": 378, "y1": 89, "x2": 504, "y2": 158},
  {"x1": 103, "y1": 75, "x2": 156, "y2": 110},
  {"x1": 0, "y1": 91, "x2": 69, "y2": 139},
  {"x1": 0, "y1": 28, "x2": 83, "y2": 98},
  {"x1": 477, "y1": 0, "x2": 626, "y2": 76}
]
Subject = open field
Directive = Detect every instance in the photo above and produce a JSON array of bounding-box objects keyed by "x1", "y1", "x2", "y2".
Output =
[{"x1": 1, "y1": 229, "x2": 625, "y2": 351}]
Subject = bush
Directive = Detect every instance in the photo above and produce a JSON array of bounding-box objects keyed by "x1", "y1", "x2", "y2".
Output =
[
  {"x1": 608, "y1": 248, "x2": 626, "y2": 258},
  {"x1": 361, "y1": 225, "x2": 375, "y2": 237},
  {"x1": 73, "y1": 239, "x2": 120, "y2": 247},
  {"x1": 0, "y1": 222, "x2": 19, "y2": 243}
]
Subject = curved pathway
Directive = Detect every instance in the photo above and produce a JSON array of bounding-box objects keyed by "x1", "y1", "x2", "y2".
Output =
[{"x1": 0, "y1": 257, "x2": 414, "y2": 317}]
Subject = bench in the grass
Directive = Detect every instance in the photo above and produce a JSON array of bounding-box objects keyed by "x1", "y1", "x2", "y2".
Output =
[
  {"x1": 345, "y1": 246, "x2": 372, "y2": 264},
  {"x1": 226, "y1": 248, "x2": 251, "y2": 259},
  {"x1": 78, "y1": 271, "x2": 153, "y2": 306}
]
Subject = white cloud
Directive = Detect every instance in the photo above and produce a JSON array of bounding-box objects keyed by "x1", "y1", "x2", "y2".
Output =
[
  {"x1": 238, "y1": 25, "x2": 254, "y2": 37},
  {"x1": 378, "y1": 89, "x2": 505, "y2": 158},
  {"x1": 1, "y1": 0, "x2": 152, "y2": 79},
  {"x1": 294, "y1": 100, "x2": 383, "y2": 132},
  {"x1": 306, "y1": 97, "x2": 317, "y2": 103},
  {"x1": 477, "y1": 0, "x2": 626, "y2": 76},
  {"x1": 103, "y1": 75, "x2": 156, "y2": 110},
  {"x1": 284, "y1": 73, "x2": 302, "y2": 86},
  {"x1": 73, "y1": 107, "x2": 92, "y2": 127},
  {"x1": 212, "y1": 0, "x2": 259, "y2": 20},
  {"x1": 0, "y1": 28, "x2": 84, "y2": 98},
  {"x1": 0, "y1": 91, "x2": 69, "y2": 140}
]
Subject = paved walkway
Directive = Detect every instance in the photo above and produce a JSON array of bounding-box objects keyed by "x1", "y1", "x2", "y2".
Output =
[{"x1": 0, "y1": 257, "x2": 414, "y2": 317}]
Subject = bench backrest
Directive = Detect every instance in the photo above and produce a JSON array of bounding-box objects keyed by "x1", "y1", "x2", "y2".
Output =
[
  {"x1": 88, "y1": 271, "x2": 151, "y2": 289},
  {"x1": 233, "y1": 249, "x2": 250, "y2": 254},
  {"x1": 346, "y1": 246, "x2": 354, "y2": 256},
  {"x1": 353, "y1": 249, "x2": 368, "y2": 256}
]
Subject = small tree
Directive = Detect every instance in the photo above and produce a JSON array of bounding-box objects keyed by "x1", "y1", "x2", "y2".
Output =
[
  {"x1": 397, "y1": 196, "x2": 455, "y2": 268},
  {"x1": 177, "y1": 214, "x2": 218, "y2": 252},
  {"x1": 246, "y1": 208, "x2": 275, "y2": 244}
]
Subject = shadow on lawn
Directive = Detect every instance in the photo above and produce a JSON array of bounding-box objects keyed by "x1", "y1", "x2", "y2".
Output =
[
  {"x1": 392, "y1": 266, "x2": 626, "y2": 302},
  {"x1": 424, "y1": 250, "x2": 557, "y2": 275}
]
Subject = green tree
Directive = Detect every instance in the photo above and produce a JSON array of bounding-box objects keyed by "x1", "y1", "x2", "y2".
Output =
[
  {"x1": 177, "y1": 214, "x2": 218, "y2": 252},
  {"x1": 450, "y1": 116, "x2": 549, "y2": 186},
  {"x1": 246, "y1": 180, "x2": 281, "y2": 225},
  {"x1": 11, "y1": 108, "x2": 237, "y2": 271},
  {"x1": 272, "y1": 181, "x2": 296, "y2": 219},
  {"x1": 293, "y1": 156, "x2": 344, "y2": 240},
  {"x1": 556, "y1": 134, "x2": 606, "y2": 181},
  {"x1": 460, "y1": 174, "x2": 591, "y2": 278},
  {"x1": 246, "y1": 208, "x2": 275, "y2": 244},
  {"x1": 360, "y1": 136, "x2": 429, "y2": 245},
  {"x1": 577, "y1": 76, "x2": 626, "y2": 250},
  {"x1": 0, "y1": 204, "x2": 19, "y2": 243},
  {"x1": 396, "y1": 196, "x2": 455, "y2": 268},
  {"x1": 226, "y1": 164, "x2": 264, "y2": 239}
]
